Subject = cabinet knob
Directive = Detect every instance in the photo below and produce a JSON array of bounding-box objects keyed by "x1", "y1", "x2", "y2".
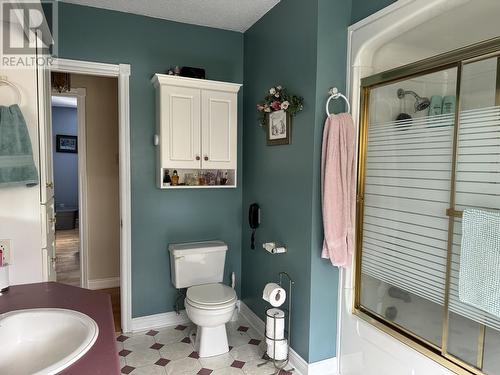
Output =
[
  {"x1": 196, "y1": 155, "x2": 201, "y2": 161},
  {"x1": 46, "y1": 182, "x2": 54, "y2": 188},
  {"x1": 204, "y1": 156, "x2": 209, "y2": 161}
]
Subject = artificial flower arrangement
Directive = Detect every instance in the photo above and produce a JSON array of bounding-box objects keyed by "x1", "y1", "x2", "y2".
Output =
[{"x1": 256, "y1": 85, "x2": 304, "y2": 126}]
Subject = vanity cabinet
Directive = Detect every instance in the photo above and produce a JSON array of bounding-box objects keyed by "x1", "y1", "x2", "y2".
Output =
[{"x1": 152, "y1": 74, "x2": 241, "y2": 189}]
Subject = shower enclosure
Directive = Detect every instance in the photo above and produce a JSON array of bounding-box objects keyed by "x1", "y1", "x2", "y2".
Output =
[{"x1": 354, "y1": 38, "x2": 500, "y2": 375}]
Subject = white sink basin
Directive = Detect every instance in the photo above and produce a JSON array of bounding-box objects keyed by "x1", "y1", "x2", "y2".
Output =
[{"x1": 0, "y1": 308, "x2": 99, "y2": 375}]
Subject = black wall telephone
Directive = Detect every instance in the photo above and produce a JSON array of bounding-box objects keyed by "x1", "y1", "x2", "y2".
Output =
[{"x1": 248, "y1": 203, "x2": 260, "y2": 249}]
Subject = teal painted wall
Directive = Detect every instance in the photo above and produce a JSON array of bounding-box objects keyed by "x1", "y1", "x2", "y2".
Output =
[
  {"x1": 351, "y1": 0, "x2": 396, "y2": 24},
  {"x1": 308, "y1": 0, "x2": 352, "y2": 362},
  {"x1": 56, "y1": 3, "x2": 244, "y2": 318},
  {"x1": 242, "y1": 0, "x2": 319, "y2": 361}
]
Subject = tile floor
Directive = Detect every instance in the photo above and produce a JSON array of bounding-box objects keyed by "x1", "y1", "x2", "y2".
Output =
[{"x1": 116, "y1": 317, "x2": 293, "y2": 375}]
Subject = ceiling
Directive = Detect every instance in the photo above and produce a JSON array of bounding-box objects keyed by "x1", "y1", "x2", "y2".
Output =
[{"x1": 58, "y1": 0, "x2": 280, "y2": 32}]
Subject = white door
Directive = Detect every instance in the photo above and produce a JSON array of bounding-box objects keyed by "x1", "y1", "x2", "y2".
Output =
[
  {"x1": 36, "y1": 34, "x2": 56, "y2": 281},
  {"x1": 37, "y1": 41, "x2": 54, "y2": 204},
  {"x1": 41, "y1": 198, "x2": 57, "y2": 281},
  {"x1": 161, "y1": 85, "x2": 201, "y2": 169},
  {"x1": 201, "y1": 90, "x2": 237, "y2": 170}
]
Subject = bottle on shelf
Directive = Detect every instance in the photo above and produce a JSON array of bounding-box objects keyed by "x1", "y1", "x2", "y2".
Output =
[
  {"x1": 220, "y1": 171, "x2": 228, "y2": 185},
  {"x1": 163, "y1": 169, "x2": 171, "y2": 185},
  {"x1": 171, "y1": 170, "x2": 179, "y2": 186}
]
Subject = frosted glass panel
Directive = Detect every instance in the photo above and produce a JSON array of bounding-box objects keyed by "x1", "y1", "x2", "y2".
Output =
[
  {"x1": 446, "y1": 57, "x2": 500, "y2": 371},
  {"x1": 358, "y1": 51, "x2": 500, "y2": 375},
  {"x1": 359, "y1": 67, "x2": 457, "y2": 346}
]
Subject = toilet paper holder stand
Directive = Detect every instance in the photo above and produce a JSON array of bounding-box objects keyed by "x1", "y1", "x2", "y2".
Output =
[{"x1": 259, "y1": 271, "x2": 295, "y2": 374}]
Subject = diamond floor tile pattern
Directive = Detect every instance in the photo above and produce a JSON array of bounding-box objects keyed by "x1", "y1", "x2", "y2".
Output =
[{"x1": 118, "y1": 318, "x2": 290, "y2": 375}]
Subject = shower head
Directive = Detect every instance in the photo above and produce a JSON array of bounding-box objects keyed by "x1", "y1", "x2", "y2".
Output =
[{"x1": 397, "y1": 88, "x2": 430, "y2": 112}]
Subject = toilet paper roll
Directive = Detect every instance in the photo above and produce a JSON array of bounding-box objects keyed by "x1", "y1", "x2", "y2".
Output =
[
  {"x1": 266, "y1": 308, "x2": 285, "y2": 340},
  {"x1": 266, "y1": 338, "x2": 288, "y2": 361},
  {"x1": 262, "y1": 283, "x2": 286, "y2": 307}
]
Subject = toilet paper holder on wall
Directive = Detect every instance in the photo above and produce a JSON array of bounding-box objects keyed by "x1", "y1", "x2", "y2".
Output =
[
  {"x1": 262, "y1": 242, "x2": 287, "y2": 254},
  {"x1": 259, "y1": 271, "x2": 295, "y2": 374}
]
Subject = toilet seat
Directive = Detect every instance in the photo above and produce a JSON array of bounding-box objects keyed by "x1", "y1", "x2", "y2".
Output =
[{"x1": 186, "y1": 283, "x2": 236, "y2": 310}]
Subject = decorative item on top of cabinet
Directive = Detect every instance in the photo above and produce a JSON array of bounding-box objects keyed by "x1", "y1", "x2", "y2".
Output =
[{"x1": 151, "y1": 74, "x2": 242, "y2": 189}]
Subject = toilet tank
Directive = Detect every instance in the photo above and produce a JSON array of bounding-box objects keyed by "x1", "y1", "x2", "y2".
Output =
[{"x1": 169, "y1": 240, "x2": 228, "y2": 289}]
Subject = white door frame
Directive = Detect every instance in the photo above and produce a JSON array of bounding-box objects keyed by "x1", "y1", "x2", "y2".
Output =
[
  {"x1": 51, "y1": 58, "x2": 132, "y2": 333},
  {"x1": 51, "y1": 89, "x2": 89, "y2": 289}
]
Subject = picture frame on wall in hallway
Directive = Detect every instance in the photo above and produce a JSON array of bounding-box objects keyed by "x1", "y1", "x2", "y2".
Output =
[
  {"x1": 56, "y1": 134, "x2": 78, "y2": 153},
  {"x1": 266, "y1": 110, "x2": 291, "y2": 146}
]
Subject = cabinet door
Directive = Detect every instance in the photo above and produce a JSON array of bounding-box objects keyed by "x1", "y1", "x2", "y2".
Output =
[
  {"x1": 161, "y1": 85, "x2": 201, "y2": 169},
  {"x1": 201, "y1": 90, "x2": 237, "y2": 170}
]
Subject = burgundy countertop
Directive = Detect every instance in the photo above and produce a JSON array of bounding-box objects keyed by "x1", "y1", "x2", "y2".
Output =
[{"x1": 0, "y1": 282, "x2": 120, "y2": 375}]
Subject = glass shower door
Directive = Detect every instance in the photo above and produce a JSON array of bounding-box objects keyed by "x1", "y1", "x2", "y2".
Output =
[
  {"x1": 358, "y1": 66, "x2": 458, "y2": 349},
  {"x1": 355, "y1": 46, "x2": 500, "y2": 375},
  {"x1": 445, "y1": 56, "x2": 500, "y2": 374}
]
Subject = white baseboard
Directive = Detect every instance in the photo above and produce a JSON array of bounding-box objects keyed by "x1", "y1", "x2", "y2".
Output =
[
  {"x1": 239, "y1": 302, "x2": 338, "y2": 375},
  {"x1": 130, "y1": 310, "x2": 190, "y2": 333},
  {"x1": 88, "y1": 276, "x2": 120, "y2": 290}
]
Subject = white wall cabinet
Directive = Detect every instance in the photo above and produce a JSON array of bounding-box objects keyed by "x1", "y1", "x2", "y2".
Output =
[{"x1": 152, "y1": 74, "x2": 241, "y2": 189}]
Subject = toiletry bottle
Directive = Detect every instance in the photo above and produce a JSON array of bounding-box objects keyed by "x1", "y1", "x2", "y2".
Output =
[
  {"x1": 221, "y1": 171, "x2": 228, "y2": 185},
  {"x1": 163, "y1": 169, "x2": 171, "y2": 185},
  {"x1": 442, "y1": 96, "x2": 456, "y2": 115},
  {"x1": 198, "y1": 172, "x2": 206, "y2": 186},
  {"x1": 216, "y1": 170, "x2": 221, "y2": 185},
  {"x1": 171, "y1": 170, "x2": 179, "y2": 186},
  {"x1": 428, "y1": 95, "x2": 443, "y2": 116}
]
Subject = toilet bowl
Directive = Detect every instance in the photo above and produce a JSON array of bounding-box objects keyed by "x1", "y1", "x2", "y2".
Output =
[
  {"x1": 185, "y1": 283, "x2": 237, "y2": 358},
  {"x1": 168, "y1": 240, "x2": 236, "y2": 358}
]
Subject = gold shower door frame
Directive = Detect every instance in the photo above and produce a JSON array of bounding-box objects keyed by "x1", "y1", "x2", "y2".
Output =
[{"x1": 353, "y1": 37, "x2": 500, "y2": 375}]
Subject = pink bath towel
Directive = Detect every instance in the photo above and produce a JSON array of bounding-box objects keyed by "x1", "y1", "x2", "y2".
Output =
[{"x1": 321, "y1": 113, "x2": 356, "y2": 268}]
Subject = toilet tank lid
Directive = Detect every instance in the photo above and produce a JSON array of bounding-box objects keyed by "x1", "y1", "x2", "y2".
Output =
[{"x1": 168, "y1": 240, "x2": 228, "y2": 256}]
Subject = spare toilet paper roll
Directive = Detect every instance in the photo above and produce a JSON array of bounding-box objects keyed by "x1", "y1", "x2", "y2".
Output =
[
  {"x1": 266, "y1": 338, "x2": 288, "y2": 361},
  {"x1": 266, "y1": 308, "x2": 285, "y2": 339},
  {"x1": 262, "y1": 283, "x2": 286, "y2": 307}
]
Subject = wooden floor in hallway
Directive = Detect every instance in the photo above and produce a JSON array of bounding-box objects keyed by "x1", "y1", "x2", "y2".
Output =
[
  {"x1": 55, "y1": 228, "x2": 80, "y2": 287},
  {"x1": 100, "y1": 287, "x2": 121, "y2": 333}
]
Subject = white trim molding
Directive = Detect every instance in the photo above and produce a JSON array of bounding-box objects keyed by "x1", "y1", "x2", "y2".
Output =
[
  {"x1": 88, "y1": 276, "x2": 120, "y2": 290},
  {"x1": 131, "y1": 310, "x2": 190, "y2": 333},
  {"x1": 239, "y1": 302, "x2": 337, "y2": 375},
  {"x1": 52, "y1": 58, "x2": 132, "y2": 333},
  {"x1": 52, "y1": 58, "x2": 122, "y2": 77}
]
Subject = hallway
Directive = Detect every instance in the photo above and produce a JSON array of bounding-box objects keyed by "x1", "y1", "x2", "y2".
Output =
[{"x1": 55, "y1": 228, "x2": 80, "y2": 287}]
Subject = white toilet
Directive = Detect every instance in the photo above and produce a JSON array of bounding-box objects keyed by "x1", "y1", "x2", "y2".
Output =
[{"x1": 169, "y1": 240, "x2": 237, "y2": 358}]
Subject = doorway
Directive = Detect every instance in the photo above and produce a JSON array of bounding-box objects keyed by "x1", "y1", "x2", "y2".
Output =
[
  {"x1": 52, "y1": 93, "x2": 81, "y2": 287},
  {"x1": 50, "y1": 73, "x2": 122, "y2": 332}
]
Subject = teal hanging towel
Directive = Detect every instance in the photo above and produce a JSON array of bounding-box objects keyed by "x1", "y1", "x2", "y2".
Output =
[{"x1": 0, "y1": 105, "x2": 38, "y2": 187}]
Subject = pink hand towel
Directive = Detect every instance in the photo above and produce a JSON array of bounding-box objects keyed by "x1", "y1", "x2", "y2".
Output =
[{"x1": 321, "y1": 113, "x2": 356, "y2": 268}]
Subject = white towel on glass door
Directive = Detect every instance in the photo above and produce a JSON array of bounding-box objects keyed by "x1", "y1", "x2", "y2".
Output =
[{"x1": 459, "y1": 208, "x2": 500, "y2": 317}]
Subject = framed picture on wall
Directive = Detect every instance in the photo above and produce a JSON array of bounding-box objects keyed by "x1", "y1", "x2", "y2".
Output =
[
  {"x1": 56, "y1": 134, "x2": 78, "y2": 153},
  {"x1": 266, "y1": 109, "x2": 291, "y2": 146}
]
